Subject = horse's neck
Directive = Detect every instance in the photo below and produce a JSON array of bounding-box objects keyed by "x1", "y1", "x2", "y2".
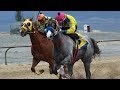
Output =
[
  {"x1": 29, "y1": 29, "x2": 44, "y2": 45},
  {"x1": 53, "y1": 33, "x2": 75, "y2": 51},
  {"x1": 53, "y1": 33, "x2": 65, "y2": 49}
]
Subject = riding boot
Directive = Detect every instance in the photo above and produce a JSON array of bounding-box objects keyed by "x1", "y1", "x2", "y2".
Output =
[
  {"x1": 75, "y1": 34, "x2": 81, "y2": 45},
  {"x1": 77, "y1": 38, "x2": 81, "y2": 45},
  {"x1": 75, "y1": 39, "x2": 80, "y2": 45}
]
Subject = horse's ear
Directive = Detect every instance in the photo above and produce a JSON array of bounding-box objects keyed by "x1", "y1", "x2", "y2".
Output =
[
  {"x1": 30, "y1": 17, "x2": 34, "y2": 21},
  {"x1": 33, "y1": 21, "x2": 38, "y2": 30}
]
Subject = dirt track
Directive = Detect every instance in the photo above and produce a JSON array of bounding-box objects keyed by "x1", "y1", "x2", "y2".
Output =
[{"x1": 0, "y1": 57, "x2": 120, "y2": 79}]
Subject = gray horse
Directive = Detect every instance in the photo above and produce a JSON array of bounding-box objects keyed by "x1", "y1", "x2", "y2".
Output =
[{"x1": 45, "y1": 19, "x2": 101, "y2": 79}]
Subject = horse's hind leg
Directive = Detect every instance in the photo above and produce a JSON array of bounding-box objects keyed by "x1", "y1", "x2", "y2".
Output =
[
  {"x1": 67, "y1": 64, "x2": 74, "y2": 79},
  {"x1": 83, "y1": 60, "x2": 91, "y2": 79},
  {"x1": 31, "y1": 57, "x2": 40, "y2": 74}
]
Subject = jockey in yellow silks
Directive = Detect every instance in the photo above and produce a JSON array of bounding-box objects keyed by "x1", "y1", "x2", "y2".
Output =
[{"x1": 55, "y1": 12, "x2": 88, "y2": 49}]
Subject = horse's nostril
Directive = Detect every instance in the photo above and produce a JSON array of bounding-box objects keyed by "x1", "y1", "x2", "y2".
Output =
[{"x1": 20, "y1": 31, "x2": 26, "y2": 37}]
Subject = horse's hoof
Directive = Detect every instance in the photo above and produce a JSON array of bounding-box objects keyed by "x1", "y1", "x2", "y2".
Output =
[
  {"x1": 50, "y1": 71, "x2": 53, "y2": 74},
  {"x1": 31, "y1": 68, "x2": 35, "y2": 73},
  {"x1": 49, "y1": 69, "x2": 53, "y2": 74},
  {"x1": 86, "y1": 77, "x2": 91, "y2": 79},
  {"x1": 39, "y1": 69, "x2": 44, "y2": 74}
]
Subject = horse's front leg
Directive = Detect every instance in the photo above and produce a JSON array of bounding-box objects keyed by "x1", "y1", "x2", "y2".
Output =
[
  {"x1": 31, "y1": 57, "x2": 40, "y2": 74},
  {"x1": 59, "y1": 55, "x2": 74, "y2": 79}
]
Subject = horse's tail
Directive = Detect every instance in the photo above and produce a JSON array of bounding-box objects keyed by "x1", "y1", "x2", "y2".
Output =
[{"x1": 90, "y1": 38, "x2": 101, "y2": 58}]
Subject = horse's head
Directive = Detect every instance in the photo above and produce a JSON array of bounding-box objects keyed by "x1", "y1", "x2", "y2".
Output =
[
  {"x1": 45, "y1": 19, "x2": 60, "y2": 39},
  {"x1": 20, "y1": 18, "x2": 34, "y2": 37}
]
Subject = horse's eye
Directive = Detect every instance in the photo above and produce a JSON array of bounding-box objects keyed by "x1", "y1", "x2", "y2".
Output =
[{"x1": 27, "y1": 22, "x2": 31, "y2": 26}]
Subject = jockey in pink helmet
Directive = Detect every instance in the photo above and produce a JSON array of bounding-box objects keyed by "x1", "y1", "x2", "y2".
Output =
[
  {"x1": 56, "y1": 12, "x2": 66, "y2": 24},
  {"x1": 55, "y1": 12, "x2": 88, "y2": 49},
  {"x1": 56, "y1": 12, "x2": 77, "y2": 34}
]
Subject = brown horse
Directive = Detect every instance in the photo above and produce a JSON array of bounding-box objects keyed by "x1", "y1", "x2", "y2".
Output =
[{"x1": 20, "y1": 18, "x2": 54, "y2": 74}]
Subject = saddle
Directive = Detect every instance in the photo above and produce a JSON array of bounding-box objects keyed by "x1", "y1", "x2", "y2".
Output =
[{"x1": 67, "y1": 33, "x2": 87, "y2": 49}]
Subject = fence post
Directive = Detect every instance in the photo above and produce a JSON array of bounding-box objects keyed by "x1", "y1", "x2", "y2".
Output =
[{"x1": 5, "y1": 48, "x2": 12, "y2": 65}]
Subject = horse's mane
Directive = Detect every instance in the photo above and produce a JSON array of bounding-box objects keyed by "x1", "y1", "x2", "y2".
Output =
[
  {"x1": 32, "y1": 21, "x2": 46, "y2": 36},
  {"x1": 47, "y1": 18, "x2": 59, "y2": 31}
]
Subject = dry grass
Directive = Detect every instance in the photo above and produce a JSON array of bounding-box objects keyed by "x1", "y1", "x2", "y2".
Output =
[{"x1": 0, "y1": 56, "x2": 120, "y2": 79}]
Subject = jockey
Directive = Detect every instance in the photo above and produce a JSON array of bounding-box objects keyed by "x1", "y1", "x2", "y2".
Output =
[
  {"x1": 35, "y1": 12, "x2": 52, "y2": 32},
  {"x1": 55, "y1": 12, "x2": 88, "y2": 49}
]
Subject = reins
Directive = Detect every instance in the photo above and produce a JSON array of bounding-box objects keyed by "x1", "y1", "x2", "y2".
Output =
[{"x1": 72, "y1": 43, "x2": 79, "y2": 65}]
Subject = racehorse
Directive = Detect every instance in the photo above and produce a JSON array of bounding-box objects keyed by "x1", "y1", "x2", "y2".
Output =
[
  {"x1": 45, "y1": 19, "x2": 101, "y2": 79},
  {"x1": 20, "y1": 18, "x2": 55, "y2": 74}
]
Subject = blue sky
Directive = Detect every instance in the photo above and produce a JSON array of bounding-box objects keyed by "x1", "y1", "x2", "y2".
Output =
[{"x1": 0, "y1": 11, "x2": 120, "y2": 32}]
